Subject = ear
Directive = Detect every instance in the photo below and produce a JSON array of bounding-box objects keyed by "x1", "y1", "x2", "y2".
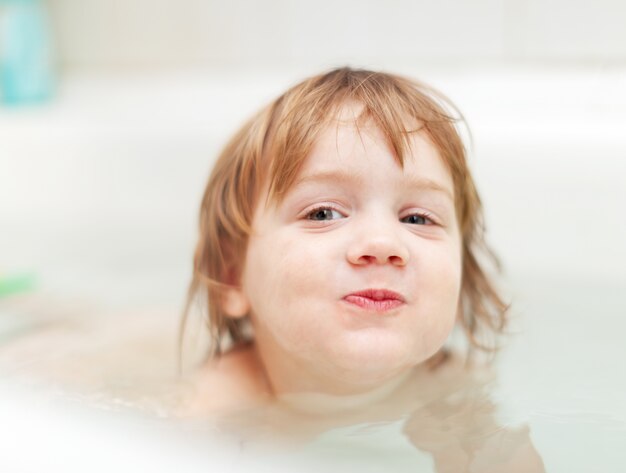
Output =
[
  {"x1": 219, "y1": 244, "x2": 250, "y2": 318},
  {"x1": 221, "y1": 285, "x2": 250, "y2": 319}
]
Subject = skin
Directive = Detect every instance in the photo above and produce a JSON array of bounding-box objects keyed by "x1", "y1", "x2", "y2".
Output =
[{"x1": 223, "y1": 105, "x2": 463, "y2": 400}]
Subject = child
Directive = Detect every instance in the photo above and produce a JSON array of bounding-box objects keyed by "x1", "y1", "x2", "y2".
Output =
[{"x1": 181, "y1": 67, "x2": 508, "y2": 415}]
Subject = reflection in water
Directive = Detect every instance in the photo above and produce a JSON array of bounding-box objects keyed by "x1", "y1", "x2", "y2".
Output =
[
  {"x1": 0, "y1": 293, "x2": 545, "y2": 472},
  {"x1": 215, "y1": 355, "x2": 545, "y2": 472},
  {"x1": 403, "y1": 389, "x2": 545, "y2": 472}
]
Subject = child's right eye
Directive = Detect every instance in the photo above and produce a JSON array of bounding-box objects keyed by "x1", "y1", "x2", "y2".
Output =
[{"x1": 305, "y1": 207, "x2": 345, "y2": 221}]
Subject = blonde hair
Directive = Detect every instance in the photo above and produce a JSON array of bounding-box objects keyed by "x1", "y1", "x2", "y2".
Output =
[{"x1": 182, "y1": 67, "x2": 509, "y2": 367}]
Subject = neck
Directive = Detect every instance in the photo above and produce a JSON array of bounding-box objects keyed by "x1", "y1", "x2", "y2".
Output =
[
  {"x1": 250, "y1": 342, "x2": 417, "y2": 413},
  {"x1": 275, "y1": 368, "x2": 414, "y2": 414}
]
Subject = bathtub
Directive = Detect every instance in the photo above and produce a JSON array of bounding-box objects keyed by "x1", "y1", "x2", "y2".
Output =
[{"x1": 1, "y1": 66, "x2": 625, "y2": 471}]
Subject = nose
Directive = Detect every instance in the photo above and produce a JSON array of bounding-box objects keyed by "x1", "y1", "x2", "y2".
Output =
[{"x1": 346, "y1": 223, "x2": 409, "y2": 267}]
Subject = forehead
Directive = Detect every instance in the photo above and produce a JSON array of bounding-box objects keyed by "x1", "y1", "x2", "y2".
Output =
[{"x1": 295, "y1": 113, "x2": 455, "y2": 200}]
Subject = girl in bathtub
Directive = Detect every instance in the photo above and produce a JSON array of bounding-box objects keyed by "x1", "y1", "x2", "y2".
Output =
[
  {"x1": 181, "y1": 67, "x2": 511, "y2": 414},
  {"x1": 179, "y1": 68, "x2": 549, "y2": 471}
]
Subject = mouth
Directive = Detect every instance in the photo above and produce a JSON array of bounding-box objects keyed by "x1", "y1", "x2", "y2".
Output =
[{"x1": 342, "y1": 289, "x2": 406, "y2": 312}]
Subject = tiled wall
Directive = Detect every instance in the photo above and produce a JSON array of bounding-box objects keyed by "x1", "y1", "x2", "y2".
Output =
[{"x1": 47, "y1": 0, "x2": 626, "y2": 69}]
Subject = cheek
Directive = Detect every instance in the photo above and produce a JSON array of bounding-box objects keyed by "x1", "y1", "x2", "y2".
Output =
[
  {"x1": 242, "y1": 233, "x2": 326, "y2": 331},
  {"x1": 251, "y1": 232, "x2": 319, "y2": 287},
  {"x1": 415, "y1": 244, "x2": 462, "y2": 345},
  {"x1": 418, "y1": 238, "x2": 462, "y2": 293}
]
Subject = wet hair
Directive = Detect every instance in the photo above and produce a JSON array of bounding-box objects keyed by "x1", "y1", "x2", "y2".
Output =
[{"x1": 181, "y1": 67, "x2": 509, "y2": 368}]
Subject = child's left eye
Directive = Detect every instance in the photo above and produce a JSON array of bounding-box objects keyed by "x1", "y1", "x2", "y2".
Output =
[
  {"x1": 306, "y1": 207, "x2": 345, "y2": 221},
  {"x1": 400, "y1": 213, "x2": 435, "y2": 225}
]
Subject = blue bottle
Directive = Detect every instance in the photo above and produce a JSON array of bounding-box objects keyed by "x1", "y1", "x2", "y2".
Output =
[{"x1": 0, "y1": 0, "x2": 55, "y2": 105}]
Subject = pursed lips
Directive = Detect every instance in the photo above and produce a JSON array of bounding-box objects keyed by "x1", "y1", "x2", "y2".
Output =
[{"x1": 343, "y1": 289, "x2": 406, "y2": 312}]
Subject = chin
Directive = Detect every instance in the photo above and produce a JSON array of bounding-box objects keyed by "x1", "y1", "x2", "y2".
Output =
[
  {"x1": 324, "y1": 333, "x2": 430, "y2": 380},
  {"x1": 327, "y1": 324, "x2": 447, "y2": 377}
]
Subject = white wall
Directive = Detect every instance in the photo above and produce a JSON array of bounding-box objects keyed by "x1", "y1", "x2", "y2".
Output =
[{"x1": 47, "y1": 0, "x2": 626, "y2": 70}]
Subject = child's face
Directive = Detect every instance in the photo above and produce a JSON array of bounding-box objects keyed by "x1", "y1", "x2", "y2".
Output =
[{"x1": 232, "y1": 106, "x2": 462, "y2": 393}]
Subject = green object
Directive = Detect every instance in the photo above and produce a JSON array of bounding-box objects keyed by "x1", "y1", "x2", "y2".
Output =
[{"x1": 0, "y1": 273, "x2": 36, "y2": 297}]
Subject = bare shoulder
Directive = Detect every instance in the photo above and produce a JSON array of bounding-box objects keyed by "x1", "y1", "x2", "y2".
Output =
[{"x1": 177, "y1": 343, "x2": 272, "y2": 417}]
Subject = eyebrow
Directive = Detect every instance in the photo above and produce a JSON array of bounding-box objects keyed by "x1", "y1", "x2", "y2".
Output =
[
  {"x1": 294, "y1": 170, "x2": 365, "y2": 187},
  {"x1": 294, "y1": 170, "x2": 454, "y2": 202}
]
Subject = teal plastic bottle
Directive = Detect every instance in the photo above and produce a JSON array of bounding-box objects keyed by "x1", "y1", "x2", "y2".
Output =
[{"x1": 0, "y1": 0, "x2": 55, "y2": 105}]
